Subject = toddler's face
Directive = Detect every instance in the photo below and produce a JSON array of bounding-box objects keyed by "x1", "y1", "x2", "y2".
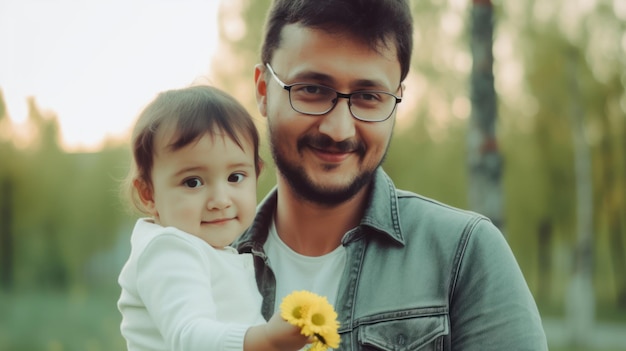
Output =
[{"x1": 146, "y1": 130, "x2": 257, "y2": 248}]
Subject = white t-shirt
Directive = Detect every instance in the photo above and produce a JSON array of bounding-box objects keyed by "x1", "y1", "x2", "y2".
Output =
[
  {"x1": 264, "y1": 219, "x2": 347, "y2": 312},
  {"x1": 117, "y1": 218, "x2": 266, "y2": 351}
]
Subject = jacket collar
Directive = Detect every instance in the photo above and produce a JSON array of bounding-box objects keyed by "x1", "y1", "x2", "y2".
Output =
[
  {"x1": 359, "y1": 168, "x2": 405, "y2": 246},
  {"x1": 236, "y1": 167, "x2": 405, "y2": 252}
]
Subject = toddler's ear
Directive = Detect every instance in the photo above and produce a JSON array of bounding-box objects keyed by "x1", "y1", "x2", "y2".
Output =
[{"x1": 134, "y1": 178, "x2": 157, "y2": 215}]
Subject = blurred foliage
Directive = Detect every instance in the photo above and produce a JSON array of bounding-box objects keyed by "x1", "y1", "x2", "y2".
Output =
[
  {"x1": 0, "y1": 97, "x2": 133, "y2": 293},
  {"x1": 0, "y1": 0, "x2": 624, "y2": 349},
  {"x1": 0, "y1": 94, "x2": 133, "y2": 349}
]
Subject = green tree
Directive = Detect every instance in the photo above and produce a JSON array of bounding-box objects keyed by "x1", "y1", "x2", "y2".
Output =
[
  {"x1": 5, "y1": 96, "x2": 133, "y2": 292},
  {"x1": 0, "y1": 89, "x2": 15, "y2": 291},
  {"x1": 468, "y1": 0, "x2": 504, "y2": 230},
  {"x1": 12, "y1": 97, "x2": 69, "y2": 289},
  {"x1": 497, "y1": 0, "x2": 626, "y2": 341}
]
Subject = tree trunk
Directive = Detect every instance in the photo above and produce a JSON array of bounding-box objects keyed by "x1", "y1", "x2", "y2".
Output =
[
  {"x1": 610, "y1": 216, "x2": 626, "y2": 308},
  {"x1": 468, "y1": 0, "x2": 504, "y2": 231},
  {"x1": 537, "y1": 218, "x2": 553, "y2": 301},
  {"x1": 0, "y1": 177, "x2": 13, "y2": 290},
  {"x1": 565, "y1": 49, "x2": 595, "y2": 348}
]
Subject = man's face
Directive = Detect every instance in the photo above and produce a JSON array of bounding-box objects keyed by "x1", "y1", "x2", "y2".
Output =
[{"x1": 255, "y1": 24, "x2": 401, "y2": 206}]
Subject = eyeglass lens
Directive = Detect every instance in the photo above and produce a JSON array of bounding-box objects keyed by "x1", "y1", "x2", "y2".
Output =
[{"x1": 288, "y1": 84, "x2": 397, "y2": 121}]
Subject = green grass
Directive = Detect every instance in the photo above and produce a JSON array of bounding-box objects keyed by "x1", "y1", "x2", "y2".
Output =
[{"x1": 0, "y1": 289, "x2": 125, "y2": 351}]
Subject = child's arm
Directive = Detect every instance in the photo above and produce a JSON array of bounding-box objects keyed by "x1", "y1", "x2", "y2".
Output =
[
  {"x1": 243, "y1": 312, "x2": 309, "y2": 351},
  {"x1": 125, "y1": 231, "x2": 274, "y2": 350}
]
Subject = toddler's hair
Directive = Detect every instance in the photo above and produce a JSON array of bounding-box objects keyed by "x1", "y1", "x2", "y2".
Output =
[{"x1": 124, "y1": 85, "x2": 261, "y2": 214}]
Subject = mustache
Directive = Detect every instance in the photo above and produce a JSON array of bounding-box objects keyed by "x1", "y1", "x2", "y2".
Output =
[{"x1": 297, "y1": 134, "x2": 365, "y2": 155}]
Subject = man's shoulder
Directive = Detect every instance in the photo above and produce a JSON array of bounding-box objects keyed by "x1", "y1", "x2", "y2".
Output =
[
  {"x1": 372, "y1": 168, "x2": 488, "y2": 224},
  {"x1": 395, "y1": 188, "x2": 486, "y2": 222},
  {"x1": 392, "y1": 188, "x2": 500, "y2": 245}
]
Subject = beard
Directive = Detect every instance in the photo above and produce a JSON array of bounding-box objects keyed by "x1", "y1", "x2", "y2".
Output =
[{"x1": 270, "y1": 132, "x2": 384, "y2": 207}]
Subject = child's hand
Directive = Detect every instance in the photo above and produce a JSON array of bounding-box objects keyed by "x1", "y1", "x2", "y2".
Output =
[
  {"x1": 265, "y1": 312, "x2": 311, "y2": 350},
  {"x1": 244, "y1": 312, "x2": 309, "y2": 351}
]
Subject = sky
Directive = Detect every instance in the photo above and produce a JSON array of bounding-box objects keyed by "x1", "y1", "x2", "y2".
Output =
[{"x1": 0, "y1": 0, "x2": 223, "y2": 151}]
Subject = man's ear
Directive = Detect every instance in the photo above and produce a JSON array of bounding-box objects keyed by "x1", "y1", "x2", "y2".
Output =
[
  {"x1": 254, "y1": 64, "x2": 268, "y2": 117},
  {"x1": 134, "y1": 178, "x2": 157, "y2": 215}
]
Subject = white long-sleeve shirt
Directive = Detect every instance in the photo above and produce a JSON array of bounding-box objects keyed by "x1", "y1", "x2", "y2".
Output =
[{"x1": 117, "y1": 218, "x2": 266, "y2": 351}]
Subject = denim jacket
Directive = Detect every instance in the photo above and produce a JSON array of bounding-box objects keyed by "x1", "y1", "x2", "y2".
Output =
[{"x1": 235, "y1": 168, "x2": 548, "y2": 350}]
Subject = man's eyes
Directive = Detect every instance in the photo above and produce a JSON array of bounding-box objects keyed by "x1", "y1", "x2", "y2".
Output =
[
  {"x1": 353, "y1": 92, "x2": 382, "y2": 102},
  {"x1": 293, "y1": 84, "x2": 333, "y2": 96},
  {"x1": 292, "y1": 84, "x2": 386, "y2": 102}
]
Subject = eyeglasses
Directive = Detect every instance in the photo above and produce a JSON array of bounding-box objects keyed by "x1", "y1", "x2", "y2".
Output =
[{"x1": 265, "y1": 63, "x2": 402, "y2": 122}]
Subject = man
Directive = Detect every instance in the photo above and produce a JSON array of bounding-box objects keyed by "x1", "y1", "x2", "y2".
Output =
[{"x1": 236, "y1": 0, "x2": 548, "y2": 349}]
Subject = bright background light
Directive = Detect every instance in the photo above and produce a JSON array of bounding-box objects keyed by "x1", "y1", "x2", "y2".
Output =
[{"x1": 0, "y1": 0, "x2": 222, "y2": 151}]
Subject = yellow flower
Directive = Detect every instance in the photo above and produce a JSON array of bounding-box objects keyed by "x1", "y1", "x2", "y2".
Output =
[
  {"x1": 302, "y1": 297, "x2": 340, "y2": 348},
  {"x1": 280, "y1": 290, "x2": 341, "y2": 350},
  {"x1": 280, "y1": 290, "x2": 319, "y2": 327}
]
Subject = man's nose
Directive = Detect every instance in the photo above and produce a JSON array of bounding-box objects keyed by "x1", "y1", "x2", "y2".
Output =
[{"x1": 318, "y1": 98, "x2": 356, "y2": 142}]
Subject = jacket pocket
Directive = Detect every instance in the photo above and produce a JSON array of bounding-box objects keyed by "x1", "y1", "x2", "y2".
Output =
[{"x1": 357, "y1": 314, "x2": 448, "y2": 351}]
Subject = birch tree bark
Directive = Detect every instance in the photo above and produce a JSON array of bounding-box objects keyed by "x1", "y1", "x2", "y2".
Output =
[
  {"x1": 468, "y1": 0, "x2": 504, "y2": 231},
  {"x1": 565, "y1": 50, "x2": 595, "y2": 348}
]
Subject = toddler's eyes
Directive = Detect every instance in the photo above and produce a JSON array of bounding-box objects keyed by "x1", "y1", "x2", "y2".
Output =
[
  {"x1": 183, "y1": 177, "x2": 203, "y2": 188},
  {"x1": 228, "y1": 173, "x2": 246, "y2": 183}
]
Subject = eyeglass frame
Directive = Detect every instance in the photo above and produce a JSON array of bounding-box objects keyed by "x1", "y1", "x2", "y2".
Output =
[{"x1": 264, "y1": 63, "x2": 402, "y2": 122}]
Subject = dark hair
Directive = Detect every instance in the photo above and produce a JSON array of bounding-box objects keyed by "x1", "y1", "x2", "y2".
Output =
[
  {"x1": 126, "y1": 85, "x2": 261, "y2": 213},
  {"x1": 261, "y1": 0, "x2": 413, "y2": 82}
]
